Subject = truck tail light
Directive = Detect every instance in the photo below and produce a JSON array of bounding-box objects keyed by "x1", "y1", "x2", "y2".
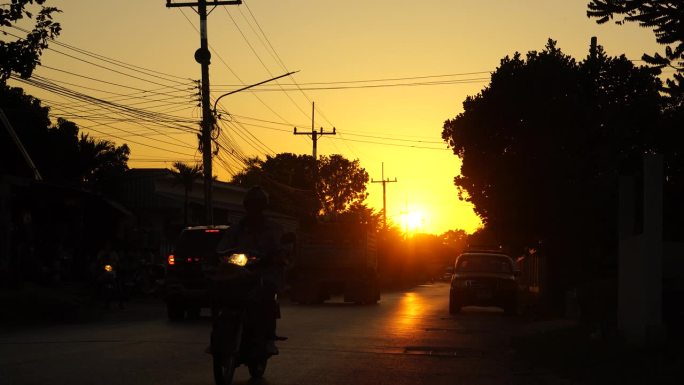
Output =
[{"x1": 168, "y1": 254, "x2": 175, "y2": 266}]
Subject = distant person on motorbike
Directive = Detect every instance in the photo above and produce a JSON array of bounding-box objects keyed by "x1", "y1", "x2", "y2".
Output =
[
  {"x1": 94, "y1": 240, "x2": 124, "y2": 309},
  {"x1": 215, "y1": 186, "x2": 286, "y2": 355}
]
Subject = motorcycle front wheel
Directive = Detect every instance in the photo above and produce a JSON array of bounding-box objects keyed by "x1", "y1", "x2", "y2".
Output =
[
  {"x1": 212, "y1": 353, "x2": 236, "y2": 385},
  {"x1": 248, "y1": 358, "x2": 267, "y2": 378}
]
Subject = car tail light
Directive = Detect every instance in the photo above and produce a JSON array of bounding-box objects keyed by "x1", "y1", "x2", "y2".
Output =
[
  {"x1": 205, "y1": 229, "x2": 220, "y2": 233},
  {"x1": 168, "y1": 254, "x2": 175, "y2": 265}
]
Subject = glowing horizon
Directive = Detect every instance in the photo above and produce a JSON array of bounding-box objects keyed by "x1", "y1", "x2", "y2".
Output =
[{"x1": 6, "y1": 0, "x2": 663, "y2": 235}]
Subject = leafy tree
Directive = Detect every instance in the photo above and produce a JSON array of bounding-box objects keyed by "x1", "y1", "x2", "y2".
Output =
[
  {"x1": 442, "y1": 229, "x2": 469, "y2": 251},
  {"x1": 336, "y1": 202, "x2": 381, "y2": 231},
  {"x1": 231, "y1": 153, "x2": 319, "y2": 222},
  {"x1": 170, "y1": 161, "x2": 203, "y2": 226},
  {"x1": 587, "y1": 0, "x2": 683, "y2": 99},
  {"x1": 316, "y1": 154, "x2": 369, "y2": 217},
  {"x1": 0, "y1": 0, "x2": 61, "y2": 83},
  {"x1": 1, "y1": 86, "x2": 129, "y2": 191},
  {"x1": 231, "y1": 153, "x2": 370, "y2": 222},
  {"x1": 441, "y1": 39, "x2": 663, "y2": 290}
]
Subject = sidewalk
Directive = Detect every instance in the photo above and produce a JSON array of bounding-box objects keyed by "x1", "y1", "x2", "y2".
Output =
[{"x1": 512, "y1": 319, "x2": 682, "y2": 385}]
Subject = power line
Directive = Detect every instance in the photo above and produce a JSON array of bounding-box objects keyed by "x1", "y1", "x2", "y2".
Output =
[
  {"x1": 214, "y1": 71, "x2": 493, "y2": 87},
  {"x1": 13, "y1": 75, "x2": 199, "y2": 148},
  {"x1": 240, "y1": 1, "x2": 336, "y2": 127},
  {"x1": 82, "y1": 126, "x2": 197, "y2": 156},
  {"x1": 218, "y1": 110, "x2": 445, "y2": 145},
  {"x1": 213, "y1": 77, "x2": 491, "y2": 92},
  {"x1": 177, "y1": 8, "x2": 294, "y2": 126},
  {"x1": 9, "y1": 25, "x2": 194, "y2": 84},
  {"x1": 334, "y1": 137, "x2": 448, "y2": 150},
  {"x1": 223, "y1": 7, "x2": 312, "y2": 121},
  {"x1": 37, "y1": 64, "x2": 196, "y2": 99}
]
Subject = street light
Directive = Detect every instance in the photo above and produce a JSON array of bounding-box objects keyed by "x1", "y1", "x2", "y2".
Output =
[{"x1": 212, "y1": 71, "x2": 299, "y2": 115}]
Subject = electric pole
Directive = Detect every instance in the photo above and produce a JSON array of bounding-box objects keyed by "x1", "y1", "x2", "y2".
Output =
[
  {"x1": 166, "y1": 0, "x2": 241, "y2": 225},
  {"x1": 293, "y1": 101, "x2": 336, "y2": 160},
  {"x1": 371, "y1": 162, "x2": 397, "y2": 228}
]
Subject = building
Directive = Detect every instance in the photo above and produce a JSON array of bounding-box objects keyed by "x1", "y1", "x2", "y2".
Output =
[{"x1": 117, "y1": 168, "x2": 298, "y2": 261}]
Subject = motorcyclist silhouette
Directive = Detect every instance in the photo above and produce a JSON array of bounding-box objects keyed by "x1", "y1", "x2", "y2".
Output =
[
  {"x1": 94, "y1": 240, "x2": 124, "y2": 309},
  {"x1": 215, "y1": 186, "x2": 285, "y2": 355}
]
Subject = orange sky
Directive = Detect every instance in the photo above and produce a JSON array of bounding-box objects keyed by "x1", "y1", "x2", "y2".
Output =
[{"x1": 5, "y1": 0, "x2": 665, "y2": 234}]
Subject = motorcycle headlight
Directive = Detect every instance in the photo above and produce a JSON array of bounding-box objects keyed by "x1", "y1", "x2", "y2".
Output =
[
  {"x1": 104, "y1": 264, "x2": 113, "y2": 272},
  {"x1": 225, "y1": 253, "x2": 249, "y2": 267}
]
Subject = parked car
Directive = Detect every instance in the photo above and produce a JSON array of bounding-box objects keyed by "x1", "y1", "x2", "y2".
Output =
[
  {"x1": 449, "y1": 251, "x2": 518, "y2": 315},
  {"x1": 164, "y1": 225, "x2": 229, "y2": 320}
]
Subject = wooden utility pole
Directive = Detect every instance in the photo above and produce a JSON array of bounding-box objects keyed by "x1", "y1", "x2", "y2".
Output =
[
  {"x1": 371, "y1": 162, "x2": 397, "y2": 228},
  {"x1": 293, "y1": 101, "x2": 335, "y2": 160},
  {"x1": 166, "y1": 0, "x2": 241, "y2": 225}
]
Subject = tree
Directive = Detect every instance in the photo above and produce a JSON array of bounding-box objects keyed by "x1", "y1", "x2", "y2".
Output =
[
  {"x1": 441, "y1": 39, "x2": 663, "y2": 290},
  {"x1": 337, "y1": 202, "x2": 381, "y2": 231},
  {"x1": 231, "y1": 153, "x2": 370, "y2": 222},
  {"x1": 1, "y1": 86, "x2": 129, "y2": 191},
  {"x1": 231, "y1": 153, "x2": 319, "y2": 222},
  {"x1": 316, "y1": 154, "x2": 369, "y2": 217},
  {"x1": 587, "y1": 0, "x2": 683, "y2": 100},
  {"x1": 77, "y1": 131, "x2": 129, "y2": 191},
  {"x1": 0, "y1": 0, "x2": 61, "y2": 83},
  {"x1": 442, "y1": 229, "x2": 469, "y2": 251},
  {"x1": 170, "y1": 162, "x2": 203, "y2": 226}
]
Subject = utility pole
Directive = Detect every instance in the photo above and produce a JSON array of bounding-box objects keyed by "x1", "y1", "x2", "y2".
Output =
[
  {"x1": 166, "y1": 0, "x2": 241, "y2": 225},
  {"x1": 371, "y1": 162, "x2": 397, "y2": 229},
  {"x1": 293, "y1": 101, "x2": 335, "y2": 160}
]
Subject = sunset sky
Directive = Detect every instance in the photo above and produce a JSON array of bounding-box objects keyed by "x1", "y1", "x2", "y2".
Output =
[{"x1": 6, "y1": 0, "x2": 666, "y2": 234}]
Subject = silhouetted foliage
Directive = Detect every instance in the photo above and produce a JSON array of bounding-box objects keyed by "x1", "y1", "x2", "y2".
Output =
[
  {"x1": 1, "y1": 86, "x2": 129, "y2": 192},
  {"x1": 231, "y1": 152, "x2": 370, "y2": 223},
  {"x1": 231, "y1": 153, "x2": 318, "y2": 222},
  {"x1": 441, "y1": 39, "x2": 664, "y2": 292},
  {"x1": 0, "y1": 0, "x2": 61, "y2": 83},
  {"x1": 316, "y1": 154, "x2": 369, "y2": 217},
  {"x1": 442, "y1": 229, "x2": 469, "y2": 252},
  {"x1": 336, "y1": 202, "x2": 381, "y2": 230},
  {"x1": 587, "y1": 0, "x2": 684, "y2": 101},
  {"x1": 170, "y1": 161, "x2": 203, "y2": 226}
]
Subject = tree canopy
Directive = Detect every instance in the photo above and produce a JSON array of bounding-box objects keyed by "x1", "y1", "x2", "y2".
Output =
[
  {"x1": 1, "y1": 85, "x2": 129, "y2": 192},
  {"x1": 587, "y1": 0, "x2": 684, "y2": 100},
  {"x1": 441, "y1": 39, "x2": 665, "y2": 277},
  {"x1": 231, "y1": 152, "x2": 370, "y2": 224},
  {"x1": 0, "y1": 0, "x2": 61, "y2": 83}
]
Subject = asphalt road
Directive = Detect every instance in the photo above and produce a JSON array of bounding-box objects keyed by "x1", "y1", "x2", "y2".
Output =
[{"x1": 0, "y1": 283, "x2": 536, "y2": 385}]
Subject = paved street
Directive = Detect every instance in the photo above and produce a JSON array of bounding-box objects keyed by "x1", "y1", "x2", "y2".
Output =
[{"x1": 1, "y1": 283, "x2": 536, "y2": 385}]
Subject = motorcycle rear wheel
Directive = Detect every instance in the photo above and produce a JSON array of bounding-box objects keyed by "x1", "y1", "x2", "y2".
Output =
[
  {"x1": 248, "y1": 358, "x2": 267, "y2": 378},
  {"x1": 212, "y1": 353, "x2": 236, "y2": 385}
]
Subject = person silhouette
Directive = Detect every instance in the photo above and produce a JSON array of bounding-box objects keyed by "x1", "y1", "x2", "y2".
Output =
[{"x1": 215, "y1": 186, "x2": 286, "y2": 355}]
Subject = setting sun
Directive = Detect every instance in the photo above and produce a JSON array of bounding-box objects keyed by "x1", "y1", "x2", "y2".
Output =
[{"x1": 400, "y1": 211, "x2": 425, "y2": 234}]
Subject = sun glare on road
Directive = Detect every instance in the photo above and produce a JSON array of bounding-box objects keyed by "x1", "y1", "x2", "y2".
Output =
[{"x1": 393, "y1": 292, "x2": 425, "y2": 331}]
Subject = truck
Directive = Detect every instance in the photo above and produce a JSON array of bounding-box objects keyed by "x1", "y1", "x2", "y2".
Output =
[{"x1": 288, "y1": 223, "x2": 380, "y2": 305}]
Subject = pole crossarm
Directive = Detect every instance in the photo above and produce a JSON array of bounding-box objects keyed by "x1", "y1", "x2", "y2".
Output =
[
  {"x1": 371, "y1": 178, "x2": 398, "y2": 183},
  {"x1": 166, "y1": 0, "x2": 241, "y2": 7},
  {"x1": 371, "y1": 162, "x2": 397, "y2": 228},
  {"x1": 293, "y1": 101, "x2": 335, "y2": 159}
]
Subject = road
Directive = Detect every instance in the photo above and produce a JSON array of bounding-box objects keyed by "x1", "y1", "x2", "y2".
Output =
[{"x1": 0, "y1": 283, "x2": 537, "y2": 385}]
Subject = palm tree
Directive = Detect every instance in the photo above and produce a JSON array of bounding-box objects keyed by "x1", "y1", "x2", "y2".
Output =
[
  {"x1": 170, "y1": 161, "x2": 203, "y2": 226},
  {"x1": 77, "y1": 132, "x2": 129, "y2": 191}
]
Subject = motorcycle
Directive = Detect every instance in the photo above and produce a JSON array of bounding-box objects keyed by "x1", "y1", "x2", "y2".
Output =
[
  {"x1": 99, "y1": 263, "x2": 122, "y2": 309},
  {"x1": 208, "y1": 250, "x2": 282, "y2": 385}
]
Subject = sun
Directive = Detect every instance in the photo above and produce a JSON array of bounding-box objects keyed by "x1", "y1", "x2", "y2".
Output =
[{"x1": 402, "y1": 211, "x2": 425, "y2": 234}]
